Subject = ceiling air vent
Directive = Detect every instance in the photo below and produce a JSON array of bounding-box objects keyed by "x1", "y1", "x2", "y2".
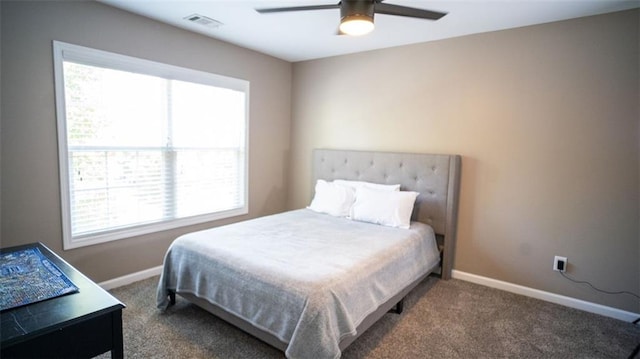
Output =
[{"x1": 184, "y1": 14, "x2": 223, "y2": 28}]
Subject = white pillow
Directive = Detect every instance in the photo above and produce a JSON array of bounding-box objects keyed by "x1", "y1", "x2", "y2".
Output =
[
  {"x1": 350, "y1": 187, "x2": 419, "y2": 229},
  {"x1": 307, "y1": 180, "x2": 356, "y2": 217},
  {"x1": 333, "y1": 179, "x2": 400, "y2": 192}
]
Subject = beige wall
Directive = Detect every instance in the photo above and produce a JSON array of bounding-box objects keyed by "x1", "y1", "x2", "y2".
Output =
[
  {"x1": 289, "y1": 10, "x2": 640, "y2": 312},
  {"x1": 0, "y1": 1, "x2": 292, "y2": 281}
]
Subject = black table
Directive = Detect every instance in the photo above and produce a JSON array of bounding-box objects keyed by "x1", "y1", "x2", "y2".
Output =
[{"x1": 1, "y1": 243, "x2": 125, "y2": 358}]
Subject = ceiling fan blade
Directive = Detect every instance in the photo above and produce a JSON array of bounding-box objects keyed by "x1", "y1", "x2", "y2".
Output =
[
  {"x1": 256, "y1": 4, "x2": 340, "y2": 14},
  {"x1": 374, "y1": 3, "x2": 446, "y2": 20}
]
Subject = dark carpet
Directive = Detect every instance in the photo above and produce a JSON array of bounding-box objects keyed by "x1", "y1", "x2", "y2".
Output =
[{"x1": 98, "y1": 275, "x2": 640, "y2": 358}]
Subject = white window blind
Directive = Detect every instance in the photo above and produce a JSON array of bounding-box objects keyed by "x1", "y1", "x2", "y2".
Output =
[{"x1": 53, "y1": 41, "x2": 249, "y2": 249}]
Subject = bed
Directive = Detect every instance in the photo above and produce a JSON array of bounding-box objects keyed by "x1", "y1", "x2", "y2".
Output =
[{"x1": 157, "y1": 149, "x2": 461, "y2": 358}]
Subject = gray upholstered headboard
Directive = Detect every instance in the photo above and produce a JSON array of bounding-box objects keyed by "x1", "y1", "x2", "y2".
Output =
[{"x1": 312, "y1": 149, "x2": 461, "y2": 279}]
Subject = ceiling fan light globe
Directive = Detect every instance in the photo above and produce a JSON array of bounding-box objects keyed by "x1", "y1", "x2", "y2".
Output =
[{"x1": 339, "y1": 15, "x2": 374, "y2": 36}]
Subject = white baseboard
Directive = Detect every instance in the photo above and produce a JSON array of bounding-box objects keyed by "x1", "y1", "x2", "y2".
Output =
[
  {"x1": 99, "y1": 265, "x2": 163, "y2": 290},
  {"x1": 452, "y1": 270, "x2": 640, "y2": 323},
  {"x1": 99, "y1": 266, "x2": 638, "y2": 323}
]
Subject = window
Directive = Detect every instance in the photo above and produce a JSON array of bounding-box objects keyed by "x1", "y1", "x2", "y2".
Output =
[{"x1": 53, "y1": 41, "x2": 249, "y2": 249}]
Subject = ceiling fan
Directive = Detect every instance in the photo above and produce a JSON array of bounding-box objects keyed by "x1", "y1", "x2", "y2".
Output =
[{"x1": 256, "y1": 1, "x2": 447, "y2": 36}]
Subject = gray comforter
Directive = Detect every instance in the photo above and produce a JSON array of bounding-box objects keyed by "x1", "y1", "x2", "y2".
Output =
[{"x1": 157, "y1": 209, "x2": 439, "y2": 358}]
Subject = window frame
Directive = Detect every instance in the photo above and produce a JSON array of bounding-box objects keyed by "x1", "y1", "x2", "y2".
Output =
[{"x1": 52, "y1": 41, "x2": 250, "y2": 250}]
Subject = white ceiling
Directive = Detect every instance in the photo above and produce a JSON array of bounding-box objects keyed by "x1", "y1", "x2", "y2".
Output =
[{"x1": 98, "y1": 0, "x2": 640, "y2": 62}]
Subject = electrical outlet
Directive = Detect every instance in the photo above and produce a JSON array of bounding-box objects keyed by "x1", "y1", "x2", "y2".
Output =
[{"x1": 553, "y1": 256, "x2": 567, "y2": 272}]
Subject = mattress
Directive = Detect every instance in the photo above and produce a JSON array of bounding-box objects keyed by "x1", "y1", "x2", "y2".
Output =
[{"x1": 157, "y1": 209, "x2": 440, "y2": 359}]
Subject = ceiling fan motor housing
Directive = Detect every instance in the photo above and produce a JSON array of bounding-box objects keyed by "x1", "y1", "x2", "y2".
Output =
[{"x1": 340, "y1": 0, "x2": 375, "y2": 22}]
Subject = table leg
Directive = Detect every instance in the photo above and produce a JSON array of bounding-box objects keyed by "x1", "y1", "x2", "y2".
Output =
[{"x1": 111, "y1": 309, "x2": 124, "y2": 358}]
